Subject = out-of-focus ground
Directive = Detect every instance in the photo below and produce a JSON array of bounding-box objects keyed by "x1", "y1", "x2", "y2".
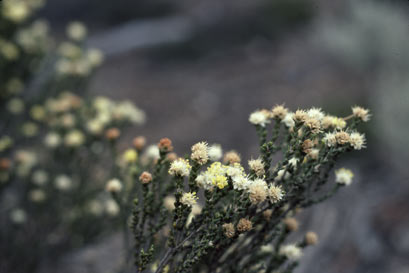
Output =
[{"x1": 38, "y1": 0, "x2": 409, "y2": 272}]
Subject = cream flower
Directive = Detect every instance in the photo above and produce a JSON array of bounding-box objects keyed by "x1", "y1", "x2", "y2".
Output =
[
  {"x1": 105, "y1": 178, "x2": 123, "y2": 193},
  {"x1": 335, "y1": 168, "x2": 354, "y2": 185},
  {"x1": 180, "y1": 192, "x2": 198, "y2": 207},
  {"x1": 349, "y1": 132, "x2": 366, "y2": 150},
  {"x1": 268, "y1": 185, "x2": 284, "y2": 203},
  {"x1": 248, "y1": 158, "x2": 265, "y2": 177},
  {"x1": 169, "y1": 158, "x2": 191, "y2": 177},
  {"x1": 352, "y1": 106, "x2": 371, "y2": 122},
  {"x1": 307, "y1": 107, "x2": 324, "y2": 121},
  {"x1": 279, "y1": 244, "x2": 302, "y2": 260},
  {"x1": 323, "y1": 132, "x2": 337, "y2": 147},
  {"x1": 191, "y1": 142, "x2": 209, "y2": 165},
  {"x1": 208, "y1": 144, "x2": 223, "y2": 161},
  {"x1": 282, "y1": 113, "x2": 295, "y2": 128},
  {"x1": 249, "y1": 110, "x2": 270, "y2": 127}
]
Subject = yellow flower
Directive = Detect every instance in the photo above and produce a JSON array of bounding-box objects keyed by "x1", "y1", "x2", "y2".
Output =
[
  {"x1": 123, "y1": 149, "x2": 138, "y2": 163},
  {"x1": 212, "y1": 175, "x2": 228, "y2": 189}
]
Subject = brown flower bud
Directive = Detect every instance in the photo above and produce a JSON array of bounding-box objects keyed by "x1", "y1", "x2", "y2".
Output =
[
  {"x1": 305, "y1": 231, "x2": 318, "y2": 245},
  {"x1": 158, "y1": 138, "x2": 173, "y2": 152},
  {"x1": 166, "y1": 152, "x2": 178, "y2": 162},
  {"x1": 139, "y1": 171, "x2": 152, "y2": 184},
  {"x1": 223, "y1": 151, "x2": 241, "y2": 165},
  {"x1": 133, "y1": 136, "x2": 146, "y2": 150},
  {"x1": 237, "y1": 218, "x2": 252, "y2": 233},
  {"x1": 263, "y1": 209, "x2": 273, "y2": 221},
  {"x1": 0, "y1": 158, "x2": 11, "y2": 170},
  {"x1": 302, "y1": 139, "x2": 314, "y2": 154},
  {"x1": 105, "y1": 128, "x2": 120, "y2": 140},
  {"x1": 284, "y1": 217, "x2": 299, "y2": 232},
  {"x1": 222, "y1": 223, "x2": 235, "y2": 238}
]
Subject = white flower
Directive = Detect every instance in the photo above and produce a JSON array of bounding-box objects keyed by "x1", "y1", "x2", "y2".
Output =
[
  {"x1": 196, "y1": 173, "x2": 214, "y2": 190},
  {"x1": 164, "y1": 196, "x2": 176, "y2": 211},
  {"x1": 352, "y1": 106, "x2": 371, "y2": 122},
  {"x1": 105, "y1": 199, "x2": 120, "y2": 216},
  {"x1": 29, "y1": 189, "x2": 46, "y2": 202},
  {"x1": 10, "y1": 208, "x2": 27, "y2": 224},
  {"x1": 145, "y1": 145, "x2": 160, "y2": 161},
  {"x1": 232, "y1": 175, "x2": 251, "y2": 191},
  {"x1": 282, "y1": 113, "x2": 295, "y2": 128},
  {"x1": 307, "y1": 108, "x2": 325, "y2": 121},
  {"x1": 54, "y1": 174, "x2": 73, "y2": 191},
  {"x1": 180, "y1": 192, "x2": 198, "y2": 207},
  {"x1": 268, "y1": 185, "x2": 284, "y2": 203},
  {"x1": 279, "y1": 244, "x2": 302, "y2": 260},
  {"x1": 208, "y1": 144, "x2": 223, "y2": 161},
  {"x1": 64, "y1": 130, "x2": 85, "y2": 147},
  {"x1": 169, "y1": 158, "x2": 191, "y2": 177},
  {"x1": 105, "y1": 178, "x2": 123, "y2": 193},
  {"x1": 32, "y1": 170, "x2": 48, "y2": 186},
  {"x1": 44, "y1": 132, "x2": 61, "y2": 148},
  {"x1": 67, "y1": 21, "x2": 87, "y2": 41},
  {"x1": 249, "y1": 110, "x2": 270, "y2": 127},
  {"x1": 191, "y1": 142, "x2": 209, "y2": 165},
  {"x1": 349, "y1": 132, "x2": 366, "y2": 150},
  {"x1": 274, "y1": 169, "x2": 290, "y2": 182},
  {"x1": 249, "y1": 178, "x2": 268, "y2": 190},
  {"x1": 323, "y1": 132, "x2": 337, "y2": 147},
  {"x1": 335, "y1": 168, "x2": 354, "y2": 185},
  {"x1": 288, "y1": 157, "x2": 299, "y2": 169}
]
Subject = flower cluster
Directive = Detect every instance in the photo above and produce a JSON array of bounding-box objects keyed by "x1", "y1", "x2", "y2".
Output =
[{"x1": 120, "y1": 105, "x2": 369, "y2": 273}]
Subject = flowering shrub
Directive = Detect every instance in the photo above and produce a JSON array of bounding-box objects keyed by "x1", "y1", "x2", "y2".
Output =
[
  {"x1": 108, "y1": 105, "x2": 370, "y2": 273},
  {"x1": 0, "y1": 0, "x2": 145, "y2": 272}
]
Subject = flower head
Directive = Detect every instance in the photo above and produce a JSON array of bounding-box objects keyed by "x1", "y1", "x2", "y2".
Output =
[
  {"x1": 169, "y1": 158, "x2": 191, "y2": 177},
  {"x1": 180, "y1": 192, "x2": 198, "y2": 207},
  {"x1": 208, "y1": 144, "x2": 223, "y2": 161},
  {"x1": 123, "y1": 149, "x2": 138, "y2": 163},
  {"x1": 279, "y1": 244, "x2": 302, "y2": 260},
  {"x1": 352, "y1": 106, "x2": 371, "y2": 122},
  {"x1": 249, "y1": 110, "x2": 270, "y2": 127},
  {"x1": 248, "y1": 158, "x2": 265, "y2": 177},
  {"x1": 237, "y1": 218, "x2": 253, "y2": 233},
  {"x1": 268, "y1": 185, "x2": 284, "y2": 203},
  {"x1": 271, "y1": 104, "x2": 288, "y2": 120},
  {"x1": 158, "y1": 138, "x2": 173, "y2": 152},
  {"x1": 105, "y1": 178, "x2": 122, "y2": 193},
  {"x1": 191, "y1": 142, "x2": 209, "y2": 165},
  {"x1": 335, "y1": 168, "x2": 354, "y2": 185},
  {"x1": 349, "y1": 132, "x2": 366, "y2": 150},
  {"x1": 223, "y1": 151, "x2": 241, "y2": 165},
  {"x1": 222, "y1": 223, "x2": 235, "y2": 238},
  {"x1": 305, "y1": 231, "x2": 318, "y2": 245},
  {"x1": 139, "y1": 171, "x2": 152, "y2": 184},
  {"x1": 323, "y1": 132, "x2": 337, "y2": 147}
]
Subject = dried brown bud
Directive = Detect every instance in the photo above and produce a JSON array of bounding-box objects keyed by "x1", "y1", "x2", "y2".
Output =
[
  {"x1": 139, "y1": 171, "x2": 152, "y2": 184},
  {"x1": 284, "y1": 217, "x2": 299, "y2": 232},
  {"x1": 305, "y1": 231, "x2": 318, "y2": 245},
  {"x1": 335, "y1": 131, "x2": 350, "y2": 145},
  {"x1": 166, "y1": 152, "x2": 178, "y2": 162},
  {"x1": 263, "y1": 209, "x2": 273, "y2": 221},
  {"x1": 133, "y1": 136, "x2": 146, "y2": 150},
  {"x1": 105, "y1": 128, "x2": 120, "y2": 140},
  {"x1": 304, "y1": 118, "x2": 321, "y2": 134},
  {"x1": 237, "y1": 218, "x2": 252, "y2": 233},
  {"x1": 0, "y1": 158, "x2": 11, "y2": 170},
  {"x1": 271, "y1": 104, "x2": 288, "y2": 120},
  {"x1": 302, "y1": 139, "x2": 314, "y2": 154},
  {"x1": 158, "y1": 138, "x2": 173, "y2": 152},
  {"x1": 223, "y1": 151, "x2": 241, "y2": 165},
  {"x1": 222, "y1": 223, "x2": 235, "y2": 238}
]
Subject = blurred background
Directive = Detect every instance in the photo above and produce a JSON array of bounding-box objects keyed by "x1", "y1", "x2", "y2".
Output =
[{"x1": 34, "y1": 0, "x2": 409, "y2": 272}]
